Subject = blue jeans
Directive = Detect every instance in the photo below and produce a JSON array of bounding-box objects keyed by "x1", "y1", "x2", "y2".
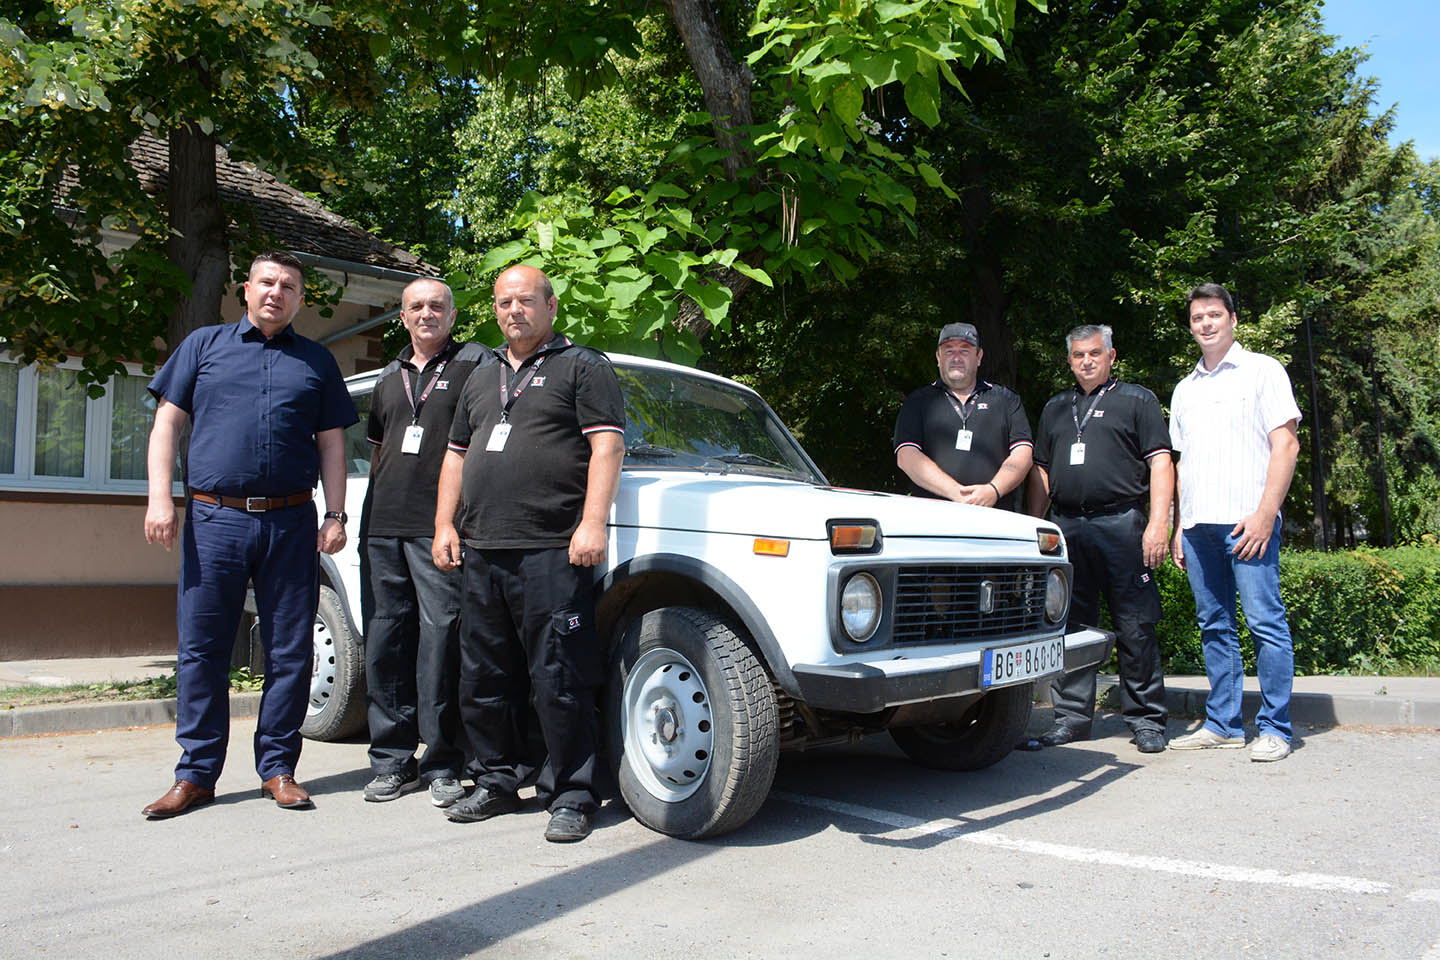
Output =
[{"x1": 1182, "y1": 519, "x2": 1294, "y2": 742}]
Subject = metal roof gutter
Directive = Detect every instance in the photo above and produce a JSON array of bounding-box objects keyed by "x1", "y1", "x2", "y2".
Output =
[
  {"x1": 291, "y1": 252, "x2": 434, "y2": 346},
  {"x1": 318, "y1": 307, "x2": 401, "y2": 346},
  {"x1": 289, "y1": 251, "x2": 433, "y2": 286}
]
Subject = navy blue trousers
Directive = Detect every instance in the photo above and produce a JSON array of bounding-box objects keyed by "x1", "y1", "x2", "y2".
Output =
[{"x1": 174, "y1": 499, "x2": 318, "y2": 789}]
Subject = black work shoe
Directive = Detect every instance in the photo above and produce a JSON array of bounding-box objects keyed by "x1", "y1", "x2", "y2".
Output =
[
  {"x1": 444, "y1": 787, "x2": 521, "y2": 823},
  {"x1": 1037, "y1": 723, "x2": 1084, "y2": 747},
  {"x1": 1132, "y1": 728, "x2": 1167, "y2": 754},
  {"x1": 544, "y1": 808, "x2": 594, "y2": 843},
  {"x1": 364, "y1": 772, "x2": 419, "y2": 803}
]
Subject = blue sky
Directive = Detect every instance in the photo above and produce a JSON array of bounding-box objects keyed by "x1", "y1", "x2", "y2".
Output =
[{"x1": 1319, "y1": 0, "x2": 1439, "y2": 161}]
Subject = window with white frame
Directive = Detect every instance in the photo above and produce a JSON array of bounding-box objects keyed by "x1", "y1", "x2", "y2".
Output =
[{"x1": 0, "y1": 355, "x2": 178, "y2": 494}]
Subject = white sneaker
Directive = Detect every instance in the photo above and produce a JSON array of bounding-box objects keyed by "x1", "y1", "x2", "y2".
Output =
[
  {"x1": 1168, "y1": 727, "x2": 1246, "y2": 750},
  {"x1": 1249, "y1": 734, "x2": 1291, "y2": 762}
]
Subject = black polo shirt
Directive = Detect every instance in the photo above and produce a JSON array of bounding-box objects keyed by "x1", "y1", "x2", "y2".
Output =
[
  {"x1": 447, "y1": 334, "x2": 625, "y2": 549},
  {"x1": 363, "y1": 339, "x2": 495, "y2": 538},
  {"x1": 148, "y1": 318, "x2": 356, "y2": 496},
  {"x1": 1033, "y1": 378, "x2": 1171, "y2": 511},
  {"x1": 892, "y1": 379, "x2": 1033, "y2": 511}
]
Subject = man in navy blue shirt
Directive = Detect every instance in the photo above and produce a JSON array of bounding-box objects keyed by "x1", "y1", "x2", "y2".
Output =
[{"x1": 141, "y1": 250, "x2": 357, "y2": 819}]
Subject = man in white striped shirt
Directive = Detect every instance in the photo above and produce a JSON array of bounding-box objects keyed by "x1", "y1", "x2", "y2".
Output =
[{"x1": 1167, "y1": 283, "x2": 1301, "y2": 762}]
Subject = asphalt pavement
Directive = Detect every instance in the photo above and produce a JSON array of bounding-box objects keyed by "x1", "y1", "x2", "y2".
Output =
[
  {"x1": 3, "y1": 699, "x2": 1438, "y2": 959},
  {"x1": 2, "y1": 654, "x2": 1438, "y2": 738}
]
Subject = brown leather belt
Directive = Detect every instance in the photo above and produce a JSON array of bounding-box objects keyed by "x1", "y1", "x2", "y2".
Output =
[{"x1": 188, "y1": 489, "x2": 313, "y2": 512}]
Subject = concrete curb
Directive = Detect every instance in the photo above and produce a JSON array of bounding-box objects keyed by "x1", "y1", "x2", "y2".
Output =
[
  {"x1": 1158, "y1": 683, "x2": 1440, "y2": 729},
  {"x1": 1, "y1": 692, "x2": 262, "y2": 738},
  {"x1": 1084, "y1": 675, "x2": 1440, "y2": 730}
]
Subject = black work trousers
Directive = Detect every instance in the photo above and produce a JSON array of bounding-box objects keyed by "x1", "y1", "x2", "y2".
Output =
[
  {"x1": 364, "y1": 536, "x2": 466, "y2": 781},
  {"x1": 1049, "y1": 506, "x2": 1167, "y2": 735},
  {"x1": 458, "y1": 547, "x2": 603, "y2": 816}
]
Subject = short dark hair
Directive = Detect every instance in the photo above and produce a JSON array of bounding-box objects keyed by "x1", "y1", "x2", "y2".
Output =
[
  {"x1": 1186, "y1": 282, "x2": 1235, "y2": 317},
  {"x1": 250, "y1": 250, "x2": 306, "y2": 284}
]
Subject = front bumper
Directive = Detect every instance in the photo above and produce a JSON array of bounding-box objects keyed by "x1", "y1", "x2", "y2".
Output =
[{"x1": 790, "y1": 626, "x2": 1115, "y2": 714}]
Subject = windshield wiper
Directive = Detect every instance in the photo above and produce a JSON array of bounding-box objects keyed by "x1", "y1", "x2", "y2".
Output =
[
  {"x1": 626, "y1": 442, "x2": 678, "y2": 458},
  {"x1": 712, "y1": 452, "x2": 790, "y2": 469}
]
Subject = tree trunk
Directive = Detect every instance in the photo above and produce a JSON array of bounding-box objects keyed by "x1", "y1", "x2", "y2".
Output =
[
  {"x1": 165, "y1": 124, "x2": 231, "y2": 350},
  {"x1": 951, "y1": 156, "x2": 1017, "y2": 387},
  {"x1": 663, "y1": 0, "x2": 755, "y2": 183},
  {"x1": 664, "y1": 0, "x2": 759, "y2": 341}
]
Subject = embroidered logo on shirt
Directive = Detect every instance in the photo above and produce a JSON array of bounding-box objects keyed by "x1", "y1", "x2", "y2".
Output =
[
  {"x1": 977, "y1": 402, "x2": 989, "y2": 409},
  {"x1": 1093, "y1": 409, "x2": 1105, "y2": 417},
  {"x1": 435, "y1": 381, "x2": 449, "y2": 390},
  {"x1": 567, "y1": 614, "x2": 581, "y2": 630},
  {"x1": 1140, "y1": 572, "x2": 1151, "y2": 584},
  {"x1": 532, "y1": 376, "x2": 547, "y2": 387}
]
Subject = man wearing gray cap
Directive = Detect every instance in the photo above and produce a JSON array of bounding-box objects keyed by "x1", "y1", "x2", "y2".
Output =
[{"x1": 893, "y1": 323, "x2": 1033, "y2": 511}]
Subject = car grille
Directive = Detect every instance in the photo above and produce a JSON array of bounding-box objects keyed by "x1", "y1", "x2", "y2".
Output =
[{"x1": 891, "y1": 564, "x2": 1048, "y2": 644}]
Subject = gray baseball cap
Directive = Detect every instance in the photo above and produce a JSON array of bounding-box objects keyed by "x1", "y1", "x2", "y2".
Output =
[{"x1": 938, "y1": 322, "x2": 980, "y2": 347}]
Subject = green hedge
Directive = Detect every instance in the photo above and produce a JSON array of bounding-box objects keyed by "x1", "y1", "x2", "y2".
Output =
[{"x1": 1148, "y1": 546, "x2": 1440, "y2": 675}]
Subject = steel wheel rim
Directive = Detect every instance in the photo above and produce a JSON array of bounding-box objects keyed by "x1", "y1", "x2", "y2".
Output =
[
  {"x1": 622, "y1": 647, "x2": 714, "y2": 803},
  {"x1": 307, "y1": 612, "x2": 337, "y2": 717}
]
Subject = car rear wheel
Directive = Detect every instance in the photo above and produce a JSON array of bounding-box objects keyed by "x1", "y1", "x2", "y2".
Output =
[
  {"x1": 608, "y1": 606, "x2": 778, "y2": 840},
  {"x1": 888, "y1": 682, "x2": 1034, "y2": 771},
  {"x1": 300, "y1": 585, "x2": 367, "y2": 741}
]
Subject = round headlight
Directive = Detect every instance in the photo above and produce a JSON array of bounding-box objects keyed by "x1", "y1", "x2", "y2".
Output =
[
  {"x1": 1044, "y1": 568, "x2": 1069, "y2": 623},
  {"x1": 840, "y1": 572, "x2": 882, "y2": 641}
]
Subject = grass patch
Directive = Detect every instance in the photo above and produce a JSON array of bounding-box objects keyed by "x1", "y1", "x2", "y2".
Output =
[{"x1": 0, "y1": 668, "x2": 263, "y2": 710}]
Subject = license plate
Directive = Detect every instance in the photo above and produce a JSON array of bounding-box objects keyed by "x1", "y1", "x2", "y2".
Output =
[{"x1": 981, "y1": 637, "x2": 1065, "y2": 688}]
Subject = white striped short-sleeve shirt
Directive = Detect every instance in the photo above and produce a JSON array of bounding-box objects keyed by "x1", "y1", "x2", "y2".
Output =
[{"x1": 1169, "y1": 342, "x2": 1301, "y2": 528}]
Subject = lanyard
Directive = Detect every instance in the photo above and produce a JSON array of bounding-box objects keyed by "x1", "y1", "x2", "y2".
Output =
[
  {"x1": 1071, "y1": 379, "x2": 1114, "y2": 440},
  {"x1": 938, "y1": 381, "x2": 981, "y2": 429},
  {"x1": 399, "y1": 360, "x2": 447, "y2": 423},
  {"x1": 498, "y1": 354, "x2": 550, "y2": 422}
]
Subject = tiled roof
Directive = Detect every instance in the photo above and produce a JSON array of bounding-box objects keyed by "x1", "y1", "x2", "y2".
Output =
[{"x1": 119, "y1": 133, "x2": 437, "y2": 276}]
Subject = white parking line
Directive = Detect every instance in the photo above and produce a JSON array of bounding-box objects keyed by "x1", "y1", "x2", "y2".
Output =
[
  {"x1": 772, "y1": 791, "x2": 1392, "y2": 896},
  {"x1": 1411, "y1": 890, "x2": 1440, "y2": 903}
]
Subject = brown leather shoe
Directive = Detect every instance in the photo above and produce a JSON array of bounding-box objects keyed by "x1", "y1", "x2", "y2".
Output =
[
  {"x1": 260, "y1": 773, "x2": 314, "y2": 810},
  {"x1": 142, "y1": 780, "x2": 215, "y2": 820}
]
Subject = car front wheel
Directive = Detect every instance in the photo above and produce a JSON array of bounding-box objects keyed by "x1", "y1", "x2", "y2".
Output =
[
  {"x1": 300, "y1": 584, "x2": 367, "y2": 741},
  {"x1": 609, "y1": 606, "x2": 778, "y2": 840}
]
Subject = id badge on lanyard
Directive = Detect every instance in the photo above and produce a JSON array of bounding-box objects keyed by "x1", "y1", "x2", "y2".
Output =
[
  {"x1": 955, "y1": 429, "x2": 973, "y2": 451},
  {"x1": 401, "y1": 424, "x2": 424, "y2": 454},
  {"x1": 486, "y1": 422, "x2": 511, "y2": 452}
]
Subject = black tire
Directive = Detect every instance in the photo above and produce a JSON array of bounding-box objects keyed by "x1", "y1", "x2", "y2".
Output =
[
  {"x1": 300, "y1": 585, "x2": 367, "y2": 741},
  {"x1": 888, "y1": 682, "x2": 1034, "y2": 771},
  {"x1": 608, "y1": 606, "x2": 778, "y2": 840}
]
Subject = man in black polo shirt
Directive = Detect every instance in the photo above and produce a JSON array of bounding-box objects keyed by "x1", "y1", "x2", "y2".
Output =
[
  {"x1": 893, "y1": 322, "x2": 1032, "y2": 511},
  {"x1": 1024, "y1": 324, "x2": 1172, "y2": 753},
  {"x1": 432, "y1": 264, "x2": 624, "y2": 843},
  {"x1": 360, "y1": 278, "x2": 493, "y2": 807}
]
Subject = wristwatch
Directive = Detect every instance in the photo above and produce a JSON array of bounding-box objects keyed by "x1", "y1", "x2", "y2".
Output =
[{"x1": 324, "y1": 510, "x2": 348, "y2": 524}]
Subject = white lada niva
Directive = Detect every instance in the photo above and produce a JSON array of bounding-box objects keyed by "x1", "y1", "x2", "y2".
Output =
[{"x1": 305, "y1": 353, "x2": 1113, "y2": 839}]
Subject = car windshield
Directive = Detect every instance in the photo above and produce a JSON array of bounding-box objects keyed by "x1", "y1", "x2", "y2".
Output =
[{"x1": 617, "y1": 363, "x2": 824, "y2": 483}]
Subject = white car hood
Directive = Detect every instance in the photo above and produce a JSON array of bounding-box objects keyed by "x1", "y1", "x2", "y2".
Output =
[{"x1": 615, "y1": 471, "x2": 1043, "y2": 542}]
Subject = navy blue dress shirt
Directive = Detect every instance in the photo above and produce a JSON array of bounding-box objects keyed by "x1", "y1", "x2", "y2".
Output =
[{"x1": 149, "y1": 318, "x2": 357, "y2": 496}]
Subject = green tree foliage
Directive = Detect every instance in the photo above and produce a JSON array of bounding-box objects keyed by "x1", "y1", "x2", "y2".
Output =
[
  {"x1": 706, "y1": 0, "x2": 1440, "y2": 547},
  {"x1": 441, "y1": 0, "x2": 1030, "y2": 361},
  {"x1": 0, "y1": 0, "x2": 374, "y2": 388},
  {"x1": 2, "y1": 0, "x2": 1029, "y2": 381}
]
